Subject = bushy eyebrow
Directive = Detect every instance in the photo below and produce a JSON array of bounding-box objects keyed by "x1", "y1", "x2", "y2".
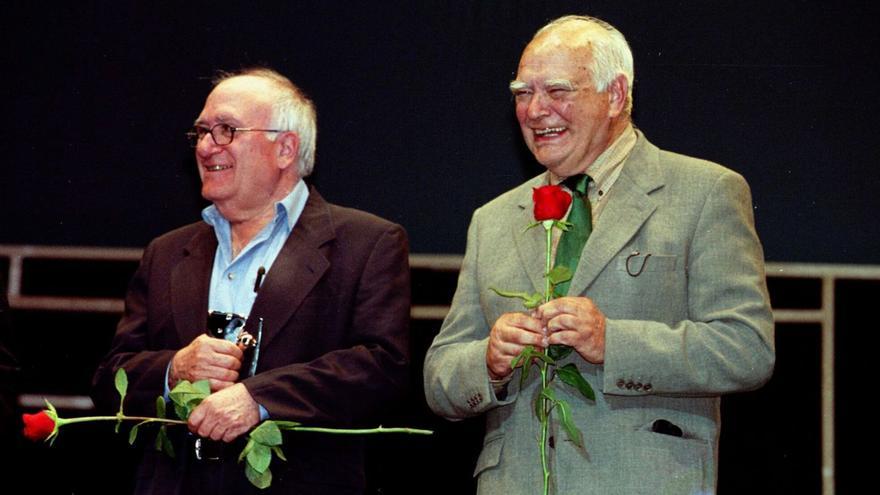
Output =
[
  {"x1": 545, "y1": 79, "x2": 575, "y2": 90},
  {"x1": 508, "y1": 79, "x2": 577, "y2": 94},
  {"x1": 509, "y1": 80, "x2": 529, "y2": 93},
  {"x1": 194, "y1": 113, "x2": 238, "y2": 126}
]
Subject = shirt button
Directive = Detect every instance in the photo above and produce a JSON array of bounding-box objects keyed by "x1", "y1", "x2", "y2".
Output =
[{"x1": 227, "y1": 272, "x2": 235, "y2": 280}]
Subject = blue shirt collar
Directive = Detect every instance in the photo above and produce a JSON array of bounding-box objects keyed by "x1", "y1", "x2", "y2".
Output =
[
  {"x1": 201, "y1": 180, "x2": 309, "y2": 262},
  {"x1": 202, "y1": 181, "x2": 307, "y2": 233}
]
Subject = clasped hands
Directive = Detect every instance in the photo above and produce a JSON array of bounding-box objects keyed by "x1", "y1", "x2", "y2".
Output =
[
  {"x1": 169, "y1": 334, "x2": 261, "y2": 442},
  {"x1": 487, "y1": 296, "x2": 606, "y2": 380}
]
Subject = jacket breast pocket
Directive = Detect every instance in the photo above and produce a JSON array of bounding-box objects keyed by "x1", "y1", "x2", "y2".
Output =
[
  {"x1": 615, "y1": 252, "x2": 678, "y2": 275},
  {"x1": 610, "y1": 253, "x2": 685, "y2": 320}
]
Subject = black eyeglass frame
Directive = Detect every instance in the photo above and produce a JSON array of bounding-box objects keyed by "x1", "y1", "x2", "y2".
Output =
[{"x1": 186, "y1": 123, "x2": 285, "y2": 146}]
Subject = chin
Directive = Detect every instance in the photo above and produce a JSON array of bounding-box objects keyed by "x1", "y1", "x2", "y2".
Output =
[{"x1": 200, "y1": 187, "x2": 225, "y2": 203}]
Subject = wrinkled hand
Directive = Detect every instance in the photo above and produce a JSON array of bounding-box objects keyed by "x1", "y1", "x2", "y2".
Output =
[
  {"x1": 188, "y1": 382, "x2": 261, "y2": 442},
  {"x1": 486, "y1": 312, "x2": 545, "y2": 380},
  {"x1": 170, "y1": 334, "x2": 242, "y2": 392},
  {"x1": 536, "y1": 296, "x2": 606, "y2": 364}
]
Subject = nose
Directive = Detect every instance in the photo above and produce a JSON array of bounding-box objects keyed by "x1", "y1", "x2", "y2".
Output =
[
  {"x1": 195, "y1": 132, "x2": 221, "y2": 158},
  {"x1": 525, "y1": 91, "x2": 551, "y2": 120}
]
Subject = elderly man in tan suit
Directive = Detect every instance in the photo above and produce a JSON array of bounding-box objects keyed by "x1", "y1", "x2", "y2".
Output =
[{"x1": 424, "y1": 15, "x2": 774, "y2": 495}]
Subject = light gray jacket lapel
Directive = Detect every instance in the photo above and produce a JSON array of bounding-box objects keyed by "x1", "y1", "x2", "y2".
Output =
[
  {"x1": 512, "y1": 174, "x2": 553, "y2": 295},
  {"x1": 568, "y1": 135, "x2": 664, "y2": 296}
]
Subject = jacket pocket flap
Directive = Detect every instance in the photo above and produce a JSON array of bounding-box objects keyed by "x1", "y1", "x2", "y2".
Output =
[{"x1": 472, "y1": 434, "x2": 504, "y2": 477}]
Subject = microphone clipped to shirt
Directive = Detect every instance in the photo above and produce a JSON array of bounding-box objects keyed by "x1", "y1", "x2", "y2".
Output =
[{"x1": 254, "y1": 266, "x2": 266, "y2": 293}]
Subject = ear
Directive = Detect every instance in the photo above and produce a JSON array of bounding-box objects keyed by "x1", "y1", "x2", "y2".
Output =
[
  {"x1": 275, "y1": 131, "x2": 301, "y2": 171},
  {"x1": 606, "y1": 74, "x2": 629, "y2": 117}
]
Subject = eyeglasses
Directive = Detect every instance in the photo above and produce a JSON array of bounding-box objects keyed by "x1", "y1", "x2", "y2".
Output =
[{"x1": 186, "y1": 123, "x2": 284, "y2": 147}]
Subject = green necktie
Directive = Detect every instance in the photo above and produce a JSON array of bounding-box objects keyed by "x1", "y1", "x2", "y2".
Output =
[{"x1": 554, "y1": 174, "x2": 592, "y2": 296}]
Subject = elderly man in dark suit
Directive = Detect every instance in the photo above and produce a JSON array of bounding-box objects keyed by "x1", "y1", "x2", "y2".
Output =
[
  {"x1": 424, "y1": 15, "x2": 774, "y2": 494},
  {"x1": 92, "y1": 67, "x2": 410, "y2": 494}
]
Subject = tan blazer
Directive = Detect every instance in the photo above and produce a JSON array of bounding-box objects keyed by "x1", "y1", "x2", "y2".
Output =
[{"x1": 424, "y1": 132, "x2": 775, "y2": 495}]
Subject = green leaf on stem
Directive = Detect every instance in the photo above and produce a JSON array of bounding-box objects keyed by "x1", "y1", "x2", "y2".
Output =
[
  {"x1": 534, "y1": 395, "x2": 547, "y2": 423},
  {"x1": 547, "y1": 344, "x2": 573, "y2": 361},
  {"x1": 546, "y1": 265, "x2": 573, "y2": 286},
  {"x1": 525, "y1": 347, "x2": 556, "y2": 366},
  {"x1": 245, "y1": 464, "x2": 272, "y2": 489},
  {"x1": 554, "y1": 220, "x2": 573, "y2": 232},
  {"x1": 155, "y1": 397, "x2": 166, "y2": 419},
  {"x1": 238, "y1": 439, "x2": 255, "y2": 463},
  {"x1": 271, "y1": 446, "x2": 287, "y2": 462},
  {"x1": 555, "y1": 399, "x2": 584, "y2": 449},
  {"x1": 523, "y1": 221, "x2": 542, "y2": 232},
  {"x1": 556, "y1": 363, "x2": 596, "y2": 401},
  {"x1": 513, "y1": 346, "x2": 556, "y2": 387},
  {"x1": 247, "y1": 443, "x2": 272, "y2": 473},
  {"x1": 114, "y1": 368, "x2": 128, "y2": 406},
  {"x1": 114, "y1": 368, "x2": 128, "y2": 433},
  {"x1": 169, "y1": 380, "x2": 211, "y2": 420},
  {"x1": 510, "y1": 348, "x2": 526, "y2": 370},
  {"x1": 537, "y1": 387, "x2": 556, "y2": 422},
  {"x1": 155, "y1": 426, "x2": 175, "y2": 458},
  {"x1": 250, "y1": 421, "x2": 283, "y2": 446},
  {"x1": 192, "y1": 380, "x2": 210, "y2": 396},
  {"x1": 489, "y1": 287, "x2": 544, "y2": 309},
  {"x1": 173, "y1": 404, "x2": 188, "y2": 422},
  {"x1": 154, "y1": 426, "x2": 163, "y2": 452},
  {"x1": 129, "y1": 422, "x2": 141, "y2": 445}
]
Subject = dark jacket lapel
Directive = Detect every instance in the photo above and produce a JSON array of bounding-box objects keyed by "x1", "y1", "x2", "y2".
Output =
[
  {"x1": 171, "y1": 225, "x2": 216, "y2": 347},
  {"x1": 246, "y1": 186, "x2": 334, "y2": 350}
]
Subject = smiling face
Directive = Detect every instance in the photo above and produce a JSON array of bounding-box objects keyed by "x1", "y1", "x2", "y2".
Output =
[
  {"x1": 194, "y1": 75, "x2": 298, "y2": 222},
  {"x1": 512, "y1": 34, "x2": 627, "y2": 177}
]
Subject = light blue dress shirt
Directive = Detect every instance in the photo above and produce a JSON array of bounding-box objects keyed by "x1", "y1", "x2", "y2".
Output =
[{"x1": 203, "y1": 180, "x2": 309, "y2": 321}]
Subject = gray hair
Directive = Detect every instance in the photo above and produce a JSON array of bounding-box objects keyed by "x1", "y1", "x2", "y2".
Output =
[
  {"x1": 534, "y1": 15, "x2": 634, "y2": 114},
  {"x1": 214, "y1": 67, "x2": 318, "y2": 177}
]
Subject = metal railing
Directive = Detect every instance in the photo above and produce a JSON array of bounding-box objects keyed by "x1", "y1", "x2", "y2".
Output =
[{"x1": 1, "y1": 245, "x2": 463, "y2": 317}]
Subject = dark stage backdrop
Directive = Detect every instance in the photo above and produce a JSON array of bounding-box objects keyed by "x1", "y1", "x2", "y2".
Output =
[
  {"x1": 1, "y1": 1, "x2": 877, "y2": 263},
  {"x1": 2, "y1": 2, "x2": 877, "y2": 494}
]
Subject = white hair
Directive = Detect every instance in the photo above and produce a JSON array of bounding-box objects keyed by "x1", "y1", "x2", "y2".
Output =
[
  {"x1": 214, "y1": 67, "x2": 318, "y2": 177},
  {"x1": 534, "y1": 15, "x2": 635, "y2": 114}
]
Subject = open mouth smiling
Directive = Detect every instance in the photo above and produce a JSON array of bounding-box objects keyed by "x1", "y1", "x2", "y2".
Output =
[{"x1": 534, "y1": 127, "x2": 567, "y2": 137}]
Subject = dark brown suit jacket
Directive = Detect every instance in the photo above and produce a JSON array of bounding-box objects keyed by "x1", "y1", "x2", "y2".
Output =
[{"x1": 92, "y1": 187, "x2": 411, "y2": 494}]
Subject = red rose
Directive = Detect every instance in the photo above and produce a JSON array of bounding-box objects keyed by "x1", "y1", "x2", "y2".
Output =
[
  {"x1": 532, "y1": 185, "x2": 572, "y2": 221},
  {"x1": 22, "y1": 411, "x2": 56, "y2": 441}
]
